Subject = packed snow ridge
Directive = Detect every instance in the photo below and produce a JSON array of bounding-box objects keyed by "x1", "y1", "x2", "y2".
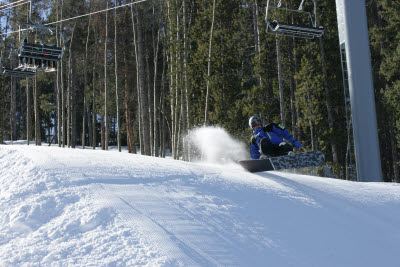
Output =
[{"x1": 1, "y1": 127, "x2": 400, "y2": 266}]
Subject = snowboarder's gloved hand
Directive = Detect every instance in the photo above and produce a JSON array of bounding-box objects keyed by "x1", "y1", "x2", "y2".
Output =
[{"x1": 293, "y1": 140, "x2": 302, "y2": 148}]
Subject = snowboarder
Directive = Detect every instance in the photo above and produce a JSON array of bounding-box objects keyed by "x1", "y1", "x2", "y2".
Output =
[{"x1": 249, "y1": 116, "x2": 302, "y2": 159}]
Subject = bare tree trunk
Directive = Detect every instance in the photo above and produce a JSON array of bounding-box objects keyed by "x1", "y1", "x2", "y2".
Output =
[
  {"x1": 180, "y1": 74, "x2": 186, "y2": 161},
  {"x1": 390, "y1": 127, "x2": 399, "y2": 182},
  {"x1": 306, "y1": 89, "x2": 314, "y2": 151},
  {"x1": 173, "y1": 10, "x2": 180, "y2": 159},
  {"x1": 93, "y1": 25, "x2": 98, "y2": 149},
  {"x1": 100, "y1": 122, "x2": 105, "y2": 149},
  {"x1": 0, "y1": 91, "x2": 3, "y2": 144},
  {"x1": 253, "y1": 0, "x2": 262, "y2": 87},
  {"x1": 289, "y1": 74, "x2": 296, "y2": 137},
  {"x1": 124, "y1": 7, "x2": 136, "y2": 154},
  {"x1": 183, "y1": 0, "x2": 191, "y2": 161},
  {"x1": 82, "y1": 91, "x2": 86, "y2": 147},
  {"x1": 100, "y1": 86, "x2": 105, "y2": 150},
  {"x1": 124, "y1": 47, "x2": 136, "y2": 153},
  {"x1": 60, "y1": 0, "x2": 66, "y2": 148},
  {"x1": 70, "y1": 46, "x2": 76, "y2": 148},
  {"x1": 204, "y1": 0, "x2": 216, "y2": 125},
  {"x1": 145, "y1": 14, "x2": 154, "y2": 154},
  {"x1": 293, "y1": 38, "x2": 302, "y2": 142},
  {"x1": 316, "y1": 0, "x2": 338, "y2": 163},
  {"x1": 86, "y1": 93, "x2": 93, "y2": 147},
  {"x1": 34, "y1": 75, "x2": 41, "y2": 146},
  {"x1": 168, "y1": 55, "x2": 175, "y2": 156},
  {"x1": 136, "y1": 7, "x2": 151, "y2": 156},
  {"x1": 114, "y1": 3, "x2": 121, "y2": 152},
  {"x1": 166, "y1": 1, "x2": 176, "y2": 158},
  {"x1": 159, "y1": 52, "x2": 166, "y2": 158},
  {"x1": 153, "y1": 21, "x2": 160, "y2": 157},
  {"x1": 57, "y1": 62, "x2": 62, "y2": 147},
  {"x1": 61, "y1": 51, "x2": 65, "y2": 148},
  {"x1": 161, "y1": 82, "x2": 166, "y2": 159},
  {"x1": 289, "y1": 36, "x2": 297, "y2": 138},
  {"x1": 13, "y1": 80, "x2": 17, "y2": 142},
  {"x1": 10, "y1": 77, "x2": 16, "y2": 144},
  {"x1": 26, "y1": 78, "x2": 31, "y2": 145},
  {"x1": 168, "y1": 53, "x2": 176, "y2": 157},
  {"x1": 83, "y1": 12, "x2": 92, "y2": 149},
  {"x1": 345, "y1": 140, "x2": 351, "y2": 180},
  {"x1": 67, "y1": 24, "x2": 76, "y2": 148},
  {"x1": 56, "y1": 0, "x2": 61, "y2": 147},
  {"x1": 67, "y1": 58, "x2": 71, "y2": 148},
  {"x1": 178, "y1": 8, "x2": 187, "y2": 161},
  {"x1": 161, "y1": 101, "x2": 166, "y2": 158},
  {"x1": 146, "y1": 52, "x2": 153, "y2": 154},
  {"x1": 100, "y1": 58, "x2": 105, "y2": 150},
  {"x1": 104, "y1": 3, "x2": 109, "y2": 150},
  {"x1": 92, "y1": 72, "x2": 96, "y2": 149},
  {"x1": 131, "y1": 4, "x2": 143, "y2": 153},
  {"x1": 319, "y1": 38, "x2": 338, "y2": 163},
  {"x1": 4, "y1": 16, "x2": 15, "y2": 144},
  {"x1": 276, "y1": 38, "x2": 285, "y2": 126}
]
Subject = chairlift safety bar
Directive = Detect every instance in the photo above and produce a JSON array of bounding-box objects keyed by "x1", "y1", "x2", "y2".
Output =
[
  {"x1": 266, "y1": 5, "x2": 315, "y2": 28},
  {"x1": 265, "y1": 0, "x2": 324, "y2": 39}
]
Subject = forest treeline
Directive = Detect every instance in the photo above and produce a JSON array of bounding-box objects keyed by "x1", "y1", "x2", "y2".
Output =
[{"x1": 0, "y1": 0, "x2": 398, "y2": 182}]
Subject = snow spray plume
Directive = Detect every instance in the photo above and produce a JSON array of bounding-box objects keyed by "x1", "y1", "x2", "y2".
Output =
[{"x1": 185, "y1": 126, "x2": 249, "y2": 163}]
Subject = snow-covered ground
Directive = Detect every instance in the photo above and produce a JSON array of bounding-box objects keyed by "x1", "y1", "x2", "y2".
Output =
[{"x1": 1, "y1": 137, "x2": 400, "y2": 266}]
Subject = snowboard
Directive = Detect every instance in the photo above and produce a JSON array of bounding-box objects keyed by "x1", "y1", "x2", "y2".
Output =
[{"x1": 239, "y1": 150, "x2": 325, "y2": 173}]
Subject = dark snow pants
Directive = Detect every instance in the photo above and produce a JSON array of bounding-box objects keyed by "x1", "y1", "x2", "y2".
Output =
[{"x1": 259, "y1": 138, "x2": 293, "y2": 157}]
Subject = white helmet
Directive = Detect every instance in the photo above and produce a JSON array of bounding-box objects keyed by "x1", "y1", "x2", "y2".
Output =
[{"x1": 249, "y1": 116, "x2": 262, "y2": 128}]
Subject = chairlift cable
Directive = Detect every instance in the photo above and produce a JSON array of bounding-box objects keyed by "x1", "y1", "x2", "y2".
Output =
[
  {"x1": 44, "y1": 0, "x2": 147, "y2": 27},
  {"x1": 0, "y1": 0, "x2": 147, "y2": 37},
  {"x1": 44, "y1": 0, "x2": 147, "y2": 26},
  {"x1": 0, "y1": 1, "x2": 31, "y2": 13},
  {"x1": 0, "y1": 0, "x2": 29, "y2": 10}
]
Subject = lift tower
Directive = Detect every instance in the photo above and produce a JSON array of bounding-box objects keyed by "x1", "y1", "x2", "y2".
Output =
[{"x1": 336, "y1": 0, "x2": 382, "y2": 182}]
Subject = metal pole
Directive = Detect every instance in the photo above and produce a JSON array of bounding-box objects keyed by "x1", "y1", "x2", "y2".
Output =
[
  {"x1": 29, "y1": 0, "x2": 32, "y2": 22},
  {"x1": 336, "y1": 0, "x2": 382, "y2": 182}
]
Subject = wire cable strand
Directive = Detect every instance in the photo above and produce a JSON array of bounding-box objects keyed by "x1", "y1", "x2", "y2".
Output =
[
  {"x1": 0, "y1": 0, "x2": 147, "y2": 37},
  {"x1": 45, "y1": 0, "x2": 147, "y2": 26},
  {"x1": 0, "y1": 0, "x2": 30, "y2": 13},
  {"x1": 0, "y1": 0, "x2": 29, "y2": 9}
]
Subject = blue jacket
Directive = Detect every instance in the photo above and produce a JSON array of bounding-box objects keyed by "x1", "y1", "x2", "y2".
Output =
[{"x1": 250, "y1": 123, "x2": 298, "y2": 159}]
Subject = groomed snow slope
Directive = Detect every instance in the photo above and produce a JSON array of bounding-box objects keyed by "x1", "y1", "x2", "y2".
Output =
[{"x1": 1, "y1": 144, "x2": 400, "y2": 266}]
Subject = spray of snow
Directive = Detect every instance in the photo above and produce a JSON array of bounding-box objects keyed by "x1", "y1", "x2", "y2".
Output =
[{"x1": 186, "y1": 126, "x2": 249, "y2": 163}]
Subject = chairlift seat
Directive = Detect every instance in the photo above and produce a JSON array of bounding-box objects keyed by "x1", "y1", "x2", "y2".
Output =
[
  {"x1": 265, "y1": 0, "x2": 325, "y2": 39},
  {"x1": 15, "y1": 63, "x2": 56, "y2": 73},
  {"x1": 269, "y1": 20, "x2": 324, "y2": 39},
  {"x1": 2, "y1": 67, "x2": 35, "y2": 78},
  {"x1": 20, "y1": 42, "x2": 63, "y2": 61}
]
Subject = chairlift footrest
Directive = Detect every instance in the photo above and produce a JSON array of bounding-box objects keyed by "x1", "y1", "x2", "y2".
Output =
[
  {"x1": 2, "y1": 68, "x2": 35, "y2": 78},
  {"x1": 268, "y1": 21, "x2": 324, "y2": 39}
]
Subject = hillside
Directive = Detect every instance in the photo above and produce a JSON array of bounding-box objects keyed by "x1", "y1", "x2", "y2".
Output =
[{"x1": 1, "y1": 144, "x2": 400, "y2": 266}]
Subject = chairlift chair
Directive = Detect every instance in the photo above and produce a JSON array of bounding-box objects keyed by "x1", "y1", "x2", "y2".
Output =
[
  {"x1": 18, "y1": 23, "x2": 65, "y2": 72},
  {"x1": 265, "y1": 0, "x2": 324, "y2": 39},
  {"x1": 0, "y1": 53, "x2": 36, "y2": 78},
  {"x1": 0, "y1": 55, "x2": 36, "y2": 78},
  {"x1": 20, "y1": 41, "x2": 63, "y2": 61}
]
